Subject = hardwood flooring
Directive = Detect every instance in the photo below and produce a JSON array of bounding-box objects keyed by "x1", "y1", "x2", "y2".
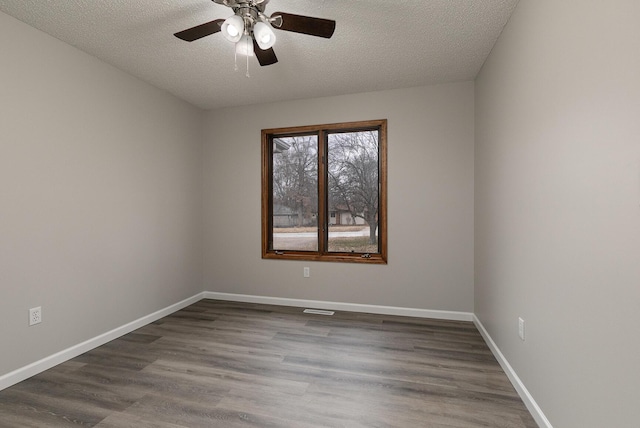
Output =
[{"x1": 0, "y1": 300, "x2": 538, "y2": 427}]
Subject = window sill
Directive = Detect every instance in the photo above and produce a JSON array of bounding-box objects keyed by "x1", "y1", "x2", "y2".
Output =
[{"x1": 262, "y1": 251, "x2": 387, "y2": 264}]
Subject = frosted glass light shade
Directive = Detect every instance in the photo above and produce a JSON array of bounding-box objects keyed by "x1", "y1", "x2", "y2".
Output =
[
  {"x1": 235, "y1": 34, "x2": 254, "y2": 56},
  {"x1": 221, "y1": 15, "x2": 243, "y2": 43},
  {"x1": 253, "y1": 22, "x2": 276, "y2": 50}
]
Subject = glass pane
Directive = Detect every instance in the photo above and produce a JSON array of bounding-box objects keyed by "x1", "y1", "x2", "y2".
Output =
[
  {"x1": 327, "y1": 130, "x2": 379, "y2": 253},
  {"x1": 271, "y1": 135, "x2": 318, "y2": 251}
]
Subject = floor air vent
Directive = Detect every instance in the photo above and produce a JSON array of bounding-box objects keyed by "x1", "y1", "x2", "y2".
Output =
[{"x1": 303, "y1": 309, "x2": 335, "y2": 316}]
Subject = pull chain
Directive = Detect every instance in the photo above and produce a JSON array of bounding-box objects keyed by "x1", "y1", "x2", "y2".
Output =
[
  {"x1": 234, "y1": 48, "x2": 238, "y2": 72},
  {"x1": 245, "y1": 37, "x2": 250, "y2": 78}
]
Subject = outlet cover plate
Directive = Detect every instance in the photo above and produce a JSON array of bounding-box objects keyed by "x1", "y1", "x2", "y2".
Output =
[{"x1": 29, "y1": 307, "x2": 42, "y2": 326}]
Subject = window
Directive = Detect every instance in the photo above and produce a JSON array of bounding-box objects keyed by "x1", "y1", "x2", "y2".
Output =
[{"x1": 262, "y1": 119, "x2": 387, "y2": 264}]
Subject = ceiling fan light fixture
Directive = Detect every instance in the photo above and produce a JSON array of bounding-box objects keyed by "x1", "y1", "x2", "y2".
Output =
[
  {"x1": 175, "y1": 4, "x2": 336, "y2": 68},
  {"x1": 253, "y1": 21, "x2": 276, "y2": 50},
  {"x1": 236, "y1": 34, "x2": 254, "y2": 57},
  {"x1": 221, "y1": 14, "x2": 244, "y2": 43}
]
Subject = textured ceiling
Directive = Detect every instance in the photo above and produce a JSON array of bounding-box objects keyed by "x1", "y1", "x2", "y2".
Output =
[{"x1": 0, "y1": 0, "x2": 519, "y2": 110}]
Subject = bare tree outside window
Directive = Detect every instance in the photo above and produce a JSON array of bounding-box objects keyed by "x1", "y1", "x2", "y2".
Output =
[
  {"x1": 271, "y1": 135, "x2": 318, "y2": 251},
  {"x1": 262, "y1": 120, "x2": 387, "y2": 264},
  {"x1": 328, "y1": 130, "x2": 379, "y2": 253}
]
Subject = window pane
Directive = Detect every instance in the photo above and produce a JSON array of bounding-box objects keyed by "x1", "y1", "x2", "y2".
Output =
[
  {"x1": 327, "y1": 130, "x2": 379, "y2": 253},
  {"x1": 271, "y1": 135, "x2": 318, "y2": 251}
]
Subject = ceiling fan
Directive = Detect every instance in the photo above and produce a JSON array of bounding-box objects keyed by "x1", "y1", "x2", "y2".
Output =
[{"x1": 174, "y1": 0, "x2": 336, "y2": 67}]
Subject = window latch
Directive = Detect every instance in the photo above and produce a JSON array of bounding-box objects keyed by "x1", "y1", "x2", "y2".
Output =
[
  {"x1": 275, "y1": 251, "x2": 284, "y2": 255},
  {"x1": 361, "y1": 253, "x2": 371, "y2": 259}
]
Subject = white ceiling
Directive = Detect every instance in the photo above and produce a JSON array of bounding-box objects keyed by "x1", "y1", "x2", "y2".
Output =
[{"x1": 0, "y1": 0, "x2": 519, "y2": 110}]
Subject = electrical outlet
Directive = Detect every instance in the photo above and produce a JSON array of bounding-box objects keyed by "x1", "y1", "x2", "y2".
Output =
[
  {"x1": 303, "y1": 267, "x2": 310, "y2": 278},
  {"x1": 518, "y1": 317, "x2": 525, "y2": 341},
  {"x1": 29, "y1": 307, "x2": 42, "y2": 326}
]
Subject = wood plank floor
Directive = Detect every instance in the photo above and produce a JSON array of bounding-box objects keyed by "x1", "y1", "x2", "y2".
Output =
[{"x1": 0, "y1": 300, "x2": 538, "y2": 427}]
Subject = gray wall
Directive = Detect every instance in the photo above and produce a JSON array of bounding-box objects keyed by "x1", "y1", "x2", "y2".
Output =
[
  {"x1": 203, "y1": 83, "x2": 475, "y2": 312},
  {"x1": 0, "y1": 12, "x2": 204, "y2": 376},
  {"x1": 475, "y1": 1, "x2": 640, "y2": 427}
]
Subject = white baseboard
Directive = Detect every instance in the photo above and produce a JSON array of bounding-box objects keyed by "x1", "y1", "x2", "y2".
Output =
[
  {"x1": 203, "y1": 291, "x2": 474, "y2": 321},
  {"x1": 0, "y1": 292, "x2": 205, "y2": 392},
  {"x1": 473, "y1": 315, "x2": 552, "y2": 428},
  {"x1": 0, "y1": 290, "x2": 547, "y2": 428}
]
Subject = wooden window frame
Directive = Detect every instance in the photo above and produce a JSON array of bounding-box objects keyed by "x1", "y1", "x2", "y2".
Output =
[{"x1": 261, "y1": 119, "x2": 387, "y2": 264}]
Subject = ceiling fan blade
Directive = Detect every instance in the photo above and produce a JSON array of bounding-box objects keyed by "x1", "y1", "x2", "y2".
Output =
[
  {"x1": 253, "y1": 39, "x2": 278, "y2": 66},
  {"x1": 271, "y1": 12, "x2": 336, "y2": 39},
  {"x1": 174, "y1": 19, "x2": 224, "y2": 42}
]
